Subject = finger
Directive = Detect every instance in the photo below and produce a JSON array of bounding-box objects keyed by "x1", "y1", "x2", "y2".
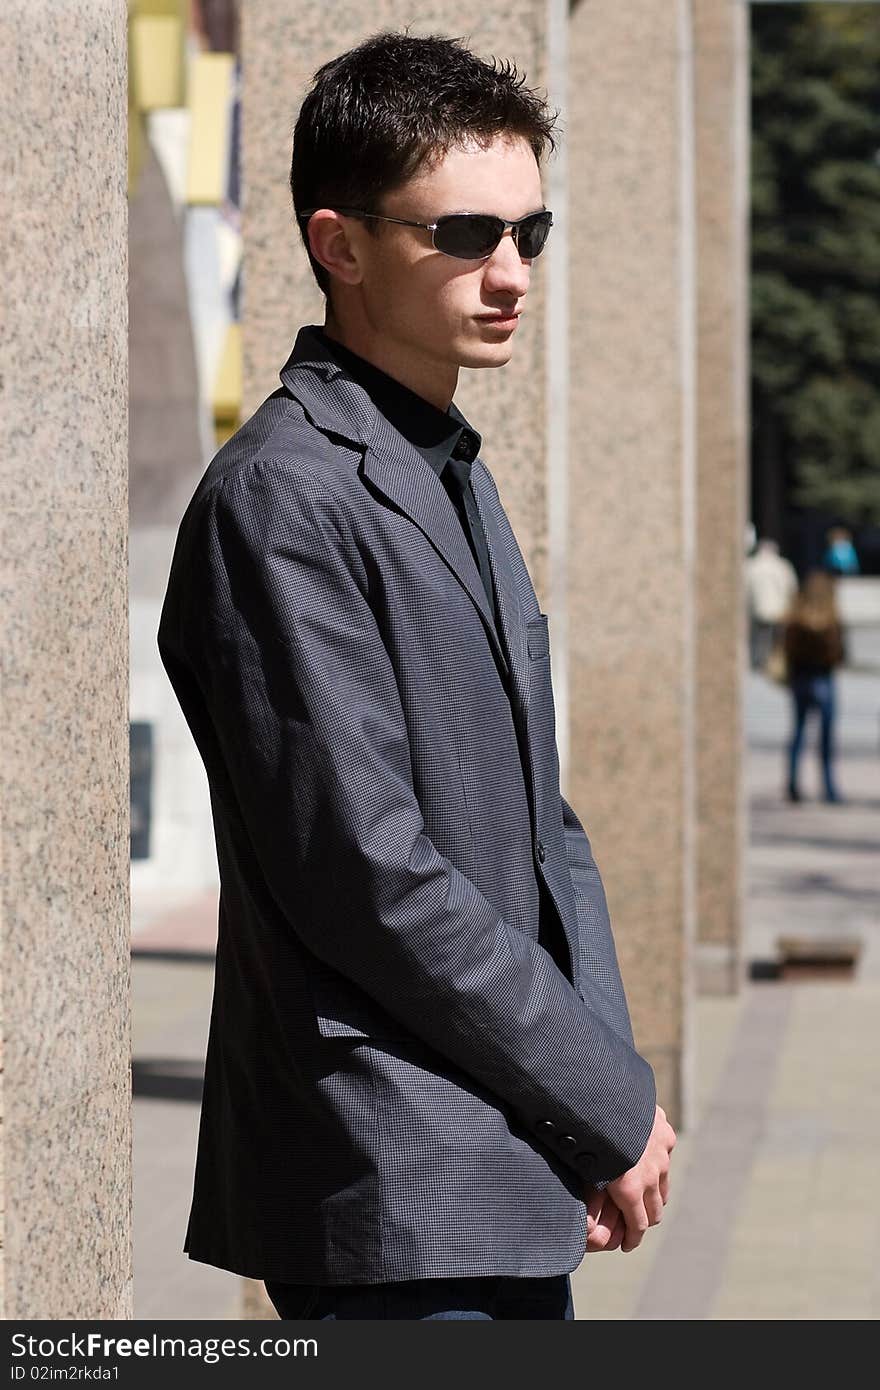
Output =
[
  {"x1": 586, "y1": 1188, "x2": 605, "y2": 1221},
  {"x1": 584, "y1": 1188, "x2": 604, "y2": 1235},
  {"x1": 588, "y1": 1213, "x2": 625, "y2": 1254},
  {"x1": 604, "y1": 1211, "x2": 626, "y2": 1252},
  {"x1": 659, "y1": 1169, "x2": 670, "y2": 1205},
  {"x1": 586, "y1": 1198, "x2": 621, "y2": 1252},
  {"x1": 620, "y1": 1201, "x2": 650, "y2": 1253},
  {"x1": 645, "y1": 1188, "x2": 664, "y2": 1227},
  {"x1": 586, "y1": 1224, "x2": 609, "y2": 1252},
  {"x1": 599, "y1": 1194, "x2": 619, "y2": 1228},
  {"x1": 586, "y1": 1209, "x2": 618, "y2": 1252}
]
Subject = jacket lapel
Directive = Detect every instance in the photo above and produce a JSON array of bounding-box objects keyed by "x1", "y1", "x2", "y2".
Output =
[
  {"x1": 279, "y1": 327, "x2": 526, "y2": 706},
  {"x1": 468, "y1": 466, "x2": 530, "y2": 718},
  {"x1": 360, "y1": 420, "x2": 512, "y2": 684}
]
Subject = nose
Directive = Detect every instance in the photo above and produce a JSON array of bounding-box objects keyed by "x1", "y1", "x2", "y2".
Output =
[{"x1": 482, "y1": 228, "x2": 530, "y2": 299}]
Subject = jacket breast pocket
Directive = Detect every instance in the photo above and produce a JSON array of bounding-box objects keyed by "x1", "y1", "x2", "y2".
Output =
[
  {"x1": 526, "y1": 613, "x2": 550, "y2": 660},
  {"x1": 525, "y1": 613, "x2": 559, "y2": 766}
]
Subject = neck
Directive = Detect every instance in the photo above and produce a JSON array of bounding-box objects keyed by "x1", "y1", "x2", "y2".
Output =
[{"x1": 322, "y1": 311, "x2": 458, "y2": 412}]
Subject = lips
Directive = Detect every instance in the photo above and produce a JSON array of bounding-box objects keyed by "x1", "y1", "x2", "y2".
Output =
[{"x1": 477, "y1": 311, "x2": 521, "y2": 324}]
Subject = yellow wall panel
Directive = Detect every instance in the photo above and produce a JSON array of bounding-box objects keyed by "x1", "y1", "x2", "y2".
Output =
[
  {"x1": 213, "y1": 322, "x2": 242, "y2": 444},
  {"x1": 130, "y1": 14, "x2": 184, "y2": 110},
  {"x1": 186, "y1": 53, "x2": 235, "y2": 205},
  {"x1": 134, "y1": 0, "x2": 186, "y2": 16}
]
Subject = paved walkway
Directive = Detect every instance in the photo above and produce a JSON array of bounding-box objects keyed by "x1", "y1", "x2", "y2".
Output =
[
  {"x1": 132, "y1": 666, "x2": 879, "y2": 1319},
  {"x1": 572, "y1": 666, "x2": 879, "y2": 1320}
]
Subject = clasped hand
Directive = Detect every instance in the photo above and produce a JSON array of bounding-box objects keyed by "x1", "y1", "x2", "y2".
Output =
[{"x1": 583, "y1": 1104, "x2": 676, "y2": 1254}]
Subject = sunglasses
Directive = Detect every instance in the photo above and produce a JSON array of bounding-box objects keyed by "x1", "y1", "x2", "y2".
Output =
[{"x1": 299, "y1": 206, "x2": 553, "y2": 261}]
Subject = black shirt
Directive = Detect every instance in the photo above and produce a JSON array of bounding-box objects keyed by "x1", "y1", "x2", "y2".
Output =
[{"x1": 316, "y1": 329, "x2": 500, "y2": 634}]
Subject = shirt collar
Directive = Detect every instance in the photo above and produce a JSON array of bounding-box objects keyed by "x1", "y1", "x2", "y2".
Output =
[{"x1": 315, "y1": 328, "x2": 481, "y2": 478}]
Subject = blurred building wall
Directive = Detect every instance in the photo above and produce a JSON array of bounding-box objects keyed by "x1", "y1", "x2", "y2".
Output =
[
  {"x1": 128, "y1": 136, "x2": 219, "y2": 912},
  {"x1": 129, "y1": 1, "x2": 242, "y2": 926},
  {"x1": 0, "y1": 0, "x2": 131, "y2": 1318}
]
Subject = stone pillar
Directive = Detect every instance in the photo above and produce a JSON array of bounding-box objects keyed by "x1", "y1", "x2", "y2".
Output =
[
  {"x1": 239, "y1": 0, "x2": 555, "y2": 1315},
  {"x1": 693, "y1": 0, "x2": 749, "y2": 995},
  {"x1": 0, "y1": 0, "x2": 131, "y2": 1318},
  {"x1": 567, "y1": 0, "x2": 697, "y2": 1130}
]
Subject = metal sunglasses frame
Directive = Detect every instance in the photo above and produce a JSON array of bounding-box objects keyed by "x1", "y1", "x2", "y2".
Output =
[{"x1": 298, "y1": 206, "x2": 554, "y2": 260}]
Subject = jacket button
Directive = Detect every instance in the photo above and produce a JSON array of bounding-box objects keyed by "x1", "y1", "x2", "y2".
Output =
[
  {"x1": 536, "y1": 1119, "x2": 556, "y2": 1139},
  {"x1": 536, "y1": 840, "x2": 546, "y2": 863},
  {"x1": 575, "y1": 1151, "x2": 597, "y2": 1169},
  {"x1": 558, "y1": 1134, "x2": 578, "y2": 1151}
]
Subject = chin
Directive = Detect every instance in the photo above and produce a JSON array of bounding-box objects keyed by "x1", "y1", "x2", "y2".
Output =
[{"x1": 457, "y1": 340, "x2": 515, "y2": 370}]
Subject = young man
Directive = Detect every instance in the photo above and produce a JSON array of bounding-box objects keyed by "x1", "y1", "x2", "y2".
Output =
[{"x1": 158, "y1": 31, "x2": 675, "y2": 1321}]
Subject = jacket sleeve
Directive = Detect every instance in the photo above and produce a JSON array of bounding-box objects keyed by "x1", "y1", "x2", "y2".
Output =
[
  {"x1": 560, "y1": 795, "x2": 637, "y2": 1050},
  {"x1": 171, "y1": 460, "x2": 656, "y2": 1188}
]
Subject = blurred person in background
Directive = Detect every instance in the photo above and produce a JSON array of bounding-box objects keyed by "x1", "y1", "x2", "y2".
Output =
[
  {"x1": 746, "y1": 537, "x2": 798, "y2": 670},
  {"x1": 823, "y1": 524, "x2": 860, "y2": 577},
  {"x1": 783, "y1": 569, "x2": 847, "y2": 804}
]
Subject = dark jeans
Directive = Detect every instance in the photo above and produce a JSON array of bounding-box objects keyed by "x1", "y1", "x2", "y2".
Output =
[
  {"x1": 788, "y1": 672, "x2": 839, "y2": 800},
  {"x1": 264, "y1": 1273, "x2": 575, "y2": 1320}
]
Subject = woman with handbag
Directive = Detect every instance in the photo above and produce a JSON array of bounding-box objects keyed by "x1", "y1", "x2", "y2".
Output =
[{"x1": 782, "y1": 570, "x2": 847, "y2": 803}]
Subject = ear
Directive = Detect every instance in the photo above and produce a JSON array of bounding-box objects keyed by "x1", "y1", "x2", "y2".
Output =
[{"x1": 306, "y1": 210, "x2": 364, "y2": 287}]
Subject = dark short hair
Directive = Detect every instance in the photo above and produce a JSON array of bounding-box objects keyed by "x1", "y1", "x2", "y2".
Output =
[{"x1": 291, "y1": 30, "x2": 558, "y2": 298}]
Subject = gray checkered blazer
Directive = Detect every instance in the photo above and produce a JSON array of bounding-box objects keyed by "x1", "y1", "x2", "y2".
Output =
[{"x1": 157, "y1": 324, "x2": 656, "y2": 1285}]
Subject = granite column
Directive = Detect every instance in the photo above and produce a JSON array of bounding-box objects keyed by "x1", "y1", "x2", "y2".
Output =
[{"x1": 0, "y1": 0, "x2": 131, "y2": 1317}]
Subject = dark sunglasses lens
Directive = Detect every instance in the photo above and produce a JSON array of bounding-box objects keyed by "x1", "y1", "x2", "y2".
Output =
[
  {"x1": 516, "y1": 212, "x2": 552, "y2": 258},
  {"x1": 434, "y1": 215, "x2": 504, "y2": 259}
]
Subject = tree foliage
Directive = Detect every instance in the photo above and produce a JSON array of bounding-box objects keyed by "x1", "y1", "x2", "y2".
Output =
[{"x1": 751, "y1": 3, "x2": 880, "y2": 525}]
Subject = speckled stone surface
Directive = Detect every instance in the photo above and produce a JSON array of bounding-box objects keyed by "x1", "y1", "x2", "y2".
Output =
[
  {"x1": 567, "y1": 0, "x2": 697, "y2": 1130},
  {"x1": 240, "y1": 0, "x2": 552, "y2": 596},
  {"x1": 6, "y1": 1072, "x2": 133, "y2": 1320},
  {"x1": 693, "y1": 0, "x2": 749, "y2": 994},
  {"x1": 0, "y1": 0, "x2": 131, "y2": 1318}
]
